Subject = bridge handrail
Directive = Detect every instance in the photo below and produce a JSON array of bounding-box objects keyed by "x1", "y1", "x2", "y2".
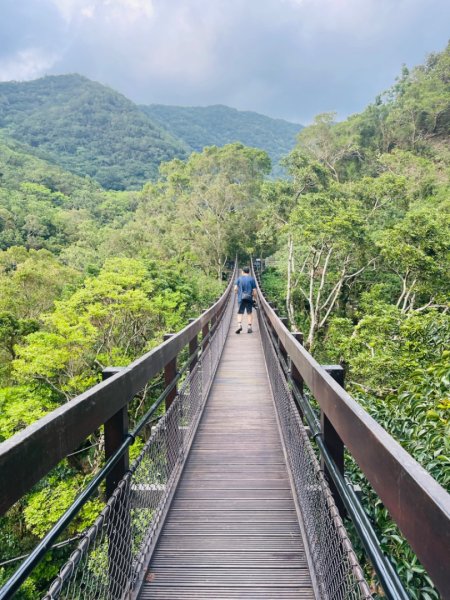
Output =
[
  {"x1": 0, "y1": 267, "x2": 235, "y2": 516},
  {"x1": 253, "y1": 264, "x2": 450, "y2": 597}
]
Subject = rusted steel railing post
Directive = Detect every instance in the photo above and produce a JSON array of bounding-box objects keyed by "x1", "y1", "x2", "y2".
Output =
[{"x1": 321, "y1": 365, "x2": 346, "y2": 517}]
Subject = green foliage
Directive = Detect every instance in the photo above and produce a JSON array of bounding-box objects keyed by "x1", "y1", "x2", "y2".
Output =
[
  {"x1": 0, "y1": 75, "x2": 303, "y2": 189},
  {"x1": 0, "y1": 248, "x2": 81, "y2": 316},
  {"x1": 0, "y1": 385, "x2": 56, "y2": 442},
  {"x1": 124, "y1": 143, "x2": 270, "y2": 278},
  {"x1": 24, "y1": 477, "x2": 103, "y2": 538},
  {"x1": 141, "y1": 103, "x2": 302, "y2": 177},
  {"x1": 12, "y1": 257, "x2": 218, "y2": 402},
  {"x1": 0, "y1": 75, "x2": 187, "y2": 190}
]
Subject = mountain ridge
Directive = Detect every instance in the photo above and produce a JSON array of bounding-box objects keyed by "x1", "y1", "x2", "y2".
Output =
[
  {"x1": 0, "y1": 74, "x2": 302, "y2": 189},
  {"x1": 140, "y1": 103, "x2": 302, "y2": 175},
  {"x1": 0, "y1": 74, "x2": 188, "y2": 189}
]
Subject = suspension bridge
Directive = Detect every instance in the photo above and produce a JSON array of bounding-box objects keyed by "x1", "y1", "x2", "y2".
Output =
[{"x1": 0, "y1": 264, "x2": 449, "y2": 599}]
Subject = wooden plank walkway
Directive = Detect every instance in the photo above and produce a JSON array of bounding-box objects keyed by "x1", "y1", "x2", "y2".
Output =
[{"x1": 139, "y1": 306, "x2": 315, "y2": 599}]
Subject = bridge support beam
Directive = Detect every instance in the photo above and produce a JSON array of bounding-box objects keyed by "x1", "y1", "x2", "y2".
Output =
[
  {"x1": 279, "y1": 317, "x2": 289, "y2": 365},
  {"x1": 202, "y1": 322, "x2": 210, "y2": 350},
  {"x1": 321, "y1": 365, "x2": 346, "y2": 518},
  {"x1": 102, "y1": 367, "x2": 132, "y2": 599},
  {"x1": 290, "y1": 332, "x2": 304, "y2": 418},
  {"x1": 164, "y1": 333, "x2": 179, "y2": 475},
  {"x1": 163, "y1": 333, "x2": 177, "y2": 410},
  {"x1": 188, "y1": 318, "x2": 199, "y2": 370},
  {"x1": 102, "y1": 367, "x2": 129, "y2": 498}
]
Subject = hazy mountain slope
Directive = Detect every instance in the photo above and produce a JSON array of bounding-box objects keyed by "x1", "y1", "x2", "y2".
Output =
[
  {"x1": 0, "y1": 133, "x2": 102, "y2": 195},
  {"x1": 0, "y1": 74, "x2": 302, "y2": 188},
  {"x1": 140, "y1": 104, "x2": 302, "y2": 172},
  {"x1": 0, "y1": 75, "x2": 188, "y2": 190}
]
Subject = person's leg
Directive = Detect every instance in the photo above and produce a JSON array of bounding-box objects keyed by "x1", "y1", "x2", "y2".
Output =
[
  {"x1": 236, "y1": 302, "x2": 244, "y2": 333},
  {"x1": 246, "y1": 302, "x2": 253, "y2": 332}
]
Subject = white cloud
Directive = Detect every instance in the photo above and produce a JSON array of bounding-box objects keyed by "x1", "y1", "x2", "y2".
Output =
[
  {"x1": 80, "y1": 5, "x2": 95, "y2": 18},
  {"x1": 113, "y1": 0, "x2": 154, "y2": 19},
  {"x1": 50, "y1": 0, "x2": 82, "y2": 23},
  {"x1": 0, "y1": 48, "x2": 58, "y2": 82},
  {"x1": 50, "y1": 0, "x2": 154, "y2": 24}
]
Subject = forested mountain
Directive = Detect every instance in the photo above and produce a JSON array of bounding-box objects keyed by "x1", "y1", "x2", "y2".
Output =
[
  {"x1": 0, "y1": 75, "x2": 188, "y2": 190},
  {"x1": 140, "y1": 103, "x2": 302, "y2": 174},
  {"x1": 0, "y1": 75, "x2": 302, "y2": 189}
]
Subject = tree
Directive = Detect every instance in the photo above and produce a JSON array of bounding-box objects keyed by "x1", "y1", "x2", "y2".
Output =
[
  {"x1": 144, "y1": 144, "x2": 271, "y2": 278},
  {"x1": 0, "y1": 248, "x2": 80, "y2": 320},
  {"x1": 294, "y1": 113, "x2": 361, "y2": 182},
  {"x1": 376, "y1": 202, "x2": 450, "y2": 312}
]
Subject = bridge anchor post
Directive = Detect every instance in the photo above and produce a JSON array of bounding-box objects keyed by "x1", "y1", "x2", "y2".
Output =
[
  {"x1": 321, "y1": 365, "x2": 347, "y2": 518},
  {"x1": 164, "y1": 333, "x2": 179, "y2": 476},
  {"x1": 102, "y1": 367, "x2": 133, "y2": 598},
  {"x1": 188, "y1": 318, "x2": 199, "y2": 371},
  {"x1": 290, "y1": 332, "x2": 304, "y2": 418}
]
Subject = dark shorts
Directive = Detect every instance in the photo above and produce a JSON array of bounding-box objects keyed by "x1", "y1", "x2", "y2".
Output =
[{"x1": 238, "y1": 299, "x2": 253, "y2": 314}]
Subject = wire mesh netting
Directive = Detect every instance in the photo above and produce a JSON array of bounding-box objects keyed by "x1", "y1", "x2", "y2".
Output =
[
  {"x1": 43, "y1": 297, "x2": 233, "y2": 600},
  {"x1": 259, "y1": 310, "x2": 372, "y2": 600}
]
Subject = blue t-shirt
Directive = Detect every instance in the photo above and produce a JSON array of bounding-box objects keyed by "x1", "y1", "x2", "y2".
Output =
[{"x1": 235, "y1": 275, "x2": 256, "y2": 303}]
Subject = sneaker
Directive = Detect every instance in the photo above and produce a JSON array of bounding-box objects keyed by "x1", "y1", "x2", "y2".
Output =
[
  {"x1": 235, "y1": 326, "x2": 242, "y2": 334},
  {"x1": 247, "y1": 326, "x2": 253, "y2": 334}
]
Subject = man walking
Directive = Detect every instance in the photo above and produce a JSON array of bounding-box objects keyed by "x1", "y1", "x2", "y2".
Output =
[{"x1": 234, "y1": 266, "x2": 257, "y2": 334}]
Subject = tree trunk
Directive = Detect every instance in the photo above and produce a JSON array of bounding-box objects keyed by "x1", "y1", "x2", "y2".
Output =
[
  {"x1": 286, "y1": 234, "x2": 296, "y2": 329},
  {"x1": 306, "y1": 262, "x2": 316, "y2": 350}
]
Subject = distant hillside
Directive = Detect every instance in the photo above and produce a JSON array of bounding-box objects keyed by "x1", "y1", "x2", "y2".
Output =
[
  {"x1": 0, "y1": 75, "x2": 302, "y2": 189},
  {"x1": 0, "y1": 75, "x2": 188, "y2": 190},
  {"x1": 140, "y1": 104, "x2": 302, "y2": 173},
  {"x1": 0, "y1": 133, "x2": 100, "y2": 195}
]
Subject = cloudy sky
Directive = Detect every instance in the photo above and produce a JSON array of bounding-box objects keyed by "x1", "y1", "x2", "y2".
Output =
[{"x1": 1, "y1": 0, "x2": 449, "y2": 124}]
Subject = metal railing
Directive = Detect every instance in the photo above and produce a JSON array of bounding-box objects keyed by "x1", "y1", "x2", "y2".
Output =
[
  {"x1": 42, "y1": 289, "x2": 234, "y2": 599},
  {"x1": 253, "y1": 261, "x2": 450, "y2": 599},
  {"x1": 258, "y1": 293, "x2": 372, "y2": 600}
]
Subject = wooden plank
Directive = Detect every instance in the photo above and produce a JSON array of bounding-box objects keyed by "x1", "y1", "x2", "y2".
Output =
[
  {"x1": 151, "y1": 550, "x2": 308, "y2": 568},
  {"x1": 177, "y1": 479, "x2": 290, "y2": 490},
  {"x1": 142, "y1": 567, "x2": 312, "y2": 584},
  {"x1": 140, "y1": 588, "x2": 314, "y2": 599},
  {"x1": 175, "y1": 489, "x2": 292, "y2": 499},
  {"x1": 166, "y1": 512, "x2": 299, "y2": 523},
  {"x1": 139, "y1": 312, "x2": 314, "y2": 599}
]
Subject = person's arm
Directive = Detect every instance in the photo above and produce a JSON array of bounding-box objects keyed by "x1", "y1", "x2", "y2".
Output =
[
  {"x1": 252, "y1": 277, "x2": 257, "y2": 298},
  {"x1": 234, "y1": 277, "x2": 239, "y2": 294}
]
